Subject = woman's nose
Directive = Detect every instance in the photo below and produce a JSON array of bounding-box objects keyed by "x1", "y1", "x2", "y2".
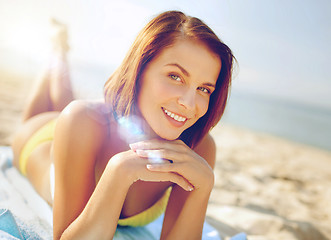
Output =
[{"x1": 177, "y1": 88, "x2": 196, "y2": 110}]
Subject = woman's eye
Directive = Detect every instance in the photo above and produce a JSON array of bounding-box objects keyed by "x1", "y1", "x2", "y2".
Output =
[
  {"x1": 170, "y1": 74, "x2": 182, "y2": 82},
  {"x1": 198, "y1": 87, "x2": 211, "y2": 94}
]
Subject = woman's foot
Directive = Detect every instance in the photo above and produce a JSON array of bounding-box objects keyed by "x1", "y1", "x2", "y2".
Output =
[
  {"x1": 22, "y1": 19, "x2": 74, "y2": 121},
  {"x1": 49, "y1": 18, "x2": 70, "y2": 56}
]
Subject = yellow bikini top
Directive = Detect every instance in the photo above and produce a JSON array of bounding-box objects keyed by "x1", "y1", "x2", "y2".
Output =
[{"x1": 118, "y1": 187, "x2": 172, "y2": 227}]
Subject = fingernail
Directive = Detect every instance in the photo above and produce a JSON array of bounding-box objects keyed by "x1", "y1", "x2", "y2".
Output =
[
  {"x1": 130, "y1": 142, "x2": 144, "y2": 150},
  {"x1": 146, "y1": 164, "x2": 154, "y2": 170},
  {"x1": 129, "y1": 143, "x2": 137, "y2": 150},
  {"x1": 136, "y1": 149, "x2": 147, "y2": 156}
]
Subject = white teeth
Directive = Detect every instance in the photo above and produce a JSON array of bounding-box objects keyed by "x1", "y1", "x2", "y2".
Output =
[{"x1": 163, "y1": 108, "x2": 186, "y2": 122}]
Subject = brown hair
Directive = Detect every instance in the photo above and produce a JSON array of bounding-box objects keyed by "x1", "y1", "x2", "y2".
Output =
[{"x1": 104, "y1": 10, "x2": 235, "y2": 148}]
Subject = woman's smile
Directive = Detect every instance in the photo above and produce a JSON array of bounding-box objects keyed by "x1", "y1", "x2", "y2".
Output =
[
  {"x1": 162, "y1": 107, "x2": 187, "y2": 123},
  {"x1": 162, "y1": 107, "x2": 187, "y2": 127}
]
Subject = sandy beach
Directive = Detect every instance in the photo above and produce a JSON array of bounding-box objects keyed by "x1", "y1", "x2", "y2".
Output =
[{"x1": 1, "y1": 68, "x2": 331, "y2": 240}]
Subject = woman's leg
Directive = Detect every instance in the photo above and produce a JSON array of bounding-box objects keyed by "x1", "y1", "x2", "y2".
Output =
[
  {"x1": 12, "y1": 19, "x2": 73, "y2": 204},
  {"x1": 12, "y1": 112, "x2": 59, "y2": 205},
  {"x1": 22, "y1": 19, "x2": 74, "y2": 121}
]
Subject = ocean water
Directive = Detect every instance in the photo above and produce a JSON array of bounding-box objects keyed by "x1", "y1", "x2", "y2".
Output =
[{"x1": 222, "y1": 91, "x2": 331, "y2": 151}]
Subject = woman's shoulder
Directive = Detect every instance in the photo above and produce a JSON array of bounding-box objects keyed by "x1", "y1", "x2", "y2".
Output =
[
  {"x1": 56, "y1": 99, "x2": 112, "y2": 146},
  {"x1": 193, "y1": 133, "x2": 216, "y2": 169},
  {"x1": 61, "y1": 99, "x2": 111, "y2": 124}
]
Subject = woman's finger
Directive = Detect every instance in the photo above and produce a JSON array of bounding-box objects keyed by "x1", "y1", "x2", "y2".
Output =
[
  {"x1": 146, "y1": 162, "x2": 195, "y2": 188},
  {"x1": 146, "y1": 162, "x2": 190, "y2": 178},
  {"x1": 139, "y1": 170, "x2": 194, "y2": 192},
  {"x1": 140, "y1": 149, "x2": 172, "y2": 163},
  {"x1": 130, "y1": 139, "x2": 186, "y2": 152},
  {"x1": 136, "y1": 149, "x2": 172, "y2": 163},
  {"x1": 135, "y1": 148, "x2": 188, "y2": 164},
  {"x1": 146, "y1": 163, "x2": 175, "y2": 171}
]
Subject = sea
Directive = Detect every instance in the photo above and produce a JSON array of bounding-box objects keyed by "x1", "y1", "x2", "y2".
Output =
[{"x1": 222, "y1": 90, "x2": 331, "y2": 151}]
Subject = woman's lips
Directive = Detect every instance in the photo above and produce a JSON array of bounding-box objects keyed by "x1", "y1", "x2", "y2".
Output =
[
  {"x1": 162, "y1": 107, "x2": 188, "y2": 127},
  {"x1": 162, "y1": 107, "x2": 187, "y2": 122}
]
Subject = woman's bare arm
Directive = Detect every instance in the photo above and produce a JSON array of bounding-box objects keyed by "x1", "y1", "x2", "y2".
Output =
[
  {"x1": 52, "y1": 100, "x2": 132, "y2": 239},
  {"x1": 164, "y1": 135, "x2": 216, "y2": 239}
]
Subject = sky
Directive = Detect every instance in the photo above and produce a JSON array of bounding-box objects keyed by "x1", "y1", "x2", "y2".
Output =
[{"x1": 1, "y1": 0, "x2": 331, "y2": 108}]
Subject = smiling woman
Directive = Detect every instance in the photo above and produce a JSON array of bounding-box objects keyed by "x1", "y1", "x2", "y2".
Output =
[{"x1": 11, "y1": 10, "x2": 235, "y2": 240}]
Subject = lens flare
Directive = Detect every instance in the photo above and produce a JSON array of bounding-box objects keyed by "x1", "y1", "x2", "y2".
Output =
[
  {"x1": 146, "y1": 151, "x2": 164, "y2": 164},
  {"x1": 117, "y1": 115, "x2": 167, "y2": 164},
  {"x1": 117, "y1": 115, "x2": 146, "y2": 143}
]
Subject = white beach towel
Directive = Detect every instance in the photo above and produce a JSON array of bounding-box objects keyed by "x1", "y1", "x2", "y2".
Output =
[{"x1": 0, "y1": 146, "x2": 225, "y2": 240}]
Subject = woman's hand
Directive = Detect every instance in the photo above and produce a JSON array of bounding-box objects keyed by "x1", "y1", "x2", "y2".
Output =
[
  {"x1": 128, "y1": 139, "x2": 215, "y2": 193},
  {"x1": 106, "y1": 146, "x2": 195, "y2": 192}
]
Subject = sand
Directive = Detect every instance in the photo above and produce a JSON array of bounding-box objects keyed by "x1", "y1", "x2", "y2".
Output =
[{"x1": 1, "y1": 68, "x2": 331, "y2": 240}]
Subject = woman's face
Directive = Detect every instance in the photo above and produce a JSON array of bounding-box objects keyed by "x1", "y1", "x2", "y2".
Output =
[{"x1": 137, "y1": 39, "x2": 221, "y2": 140}]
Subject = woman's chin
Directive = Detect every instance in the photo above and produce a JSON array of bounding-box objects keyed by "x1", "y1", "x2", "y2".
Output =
[{"x1": 154, "y1": 130, "x2": 181, "y2": 141}]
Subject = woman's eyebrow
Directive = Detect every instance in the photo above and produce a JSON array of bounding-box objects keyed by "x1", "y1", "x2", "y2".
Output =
[
  {"x1": 203, "y1": 82, "x2": 216, "y2": 88},
  {"x1": 165, "y1": 63, "x2": 190, "y2": 77}
]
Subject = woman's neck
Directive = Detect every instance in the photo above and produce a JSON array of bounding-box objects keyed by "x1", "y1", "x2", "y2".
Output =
[{"x1": 113, "y1": 112, "x2": 160, "y2": 145}]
